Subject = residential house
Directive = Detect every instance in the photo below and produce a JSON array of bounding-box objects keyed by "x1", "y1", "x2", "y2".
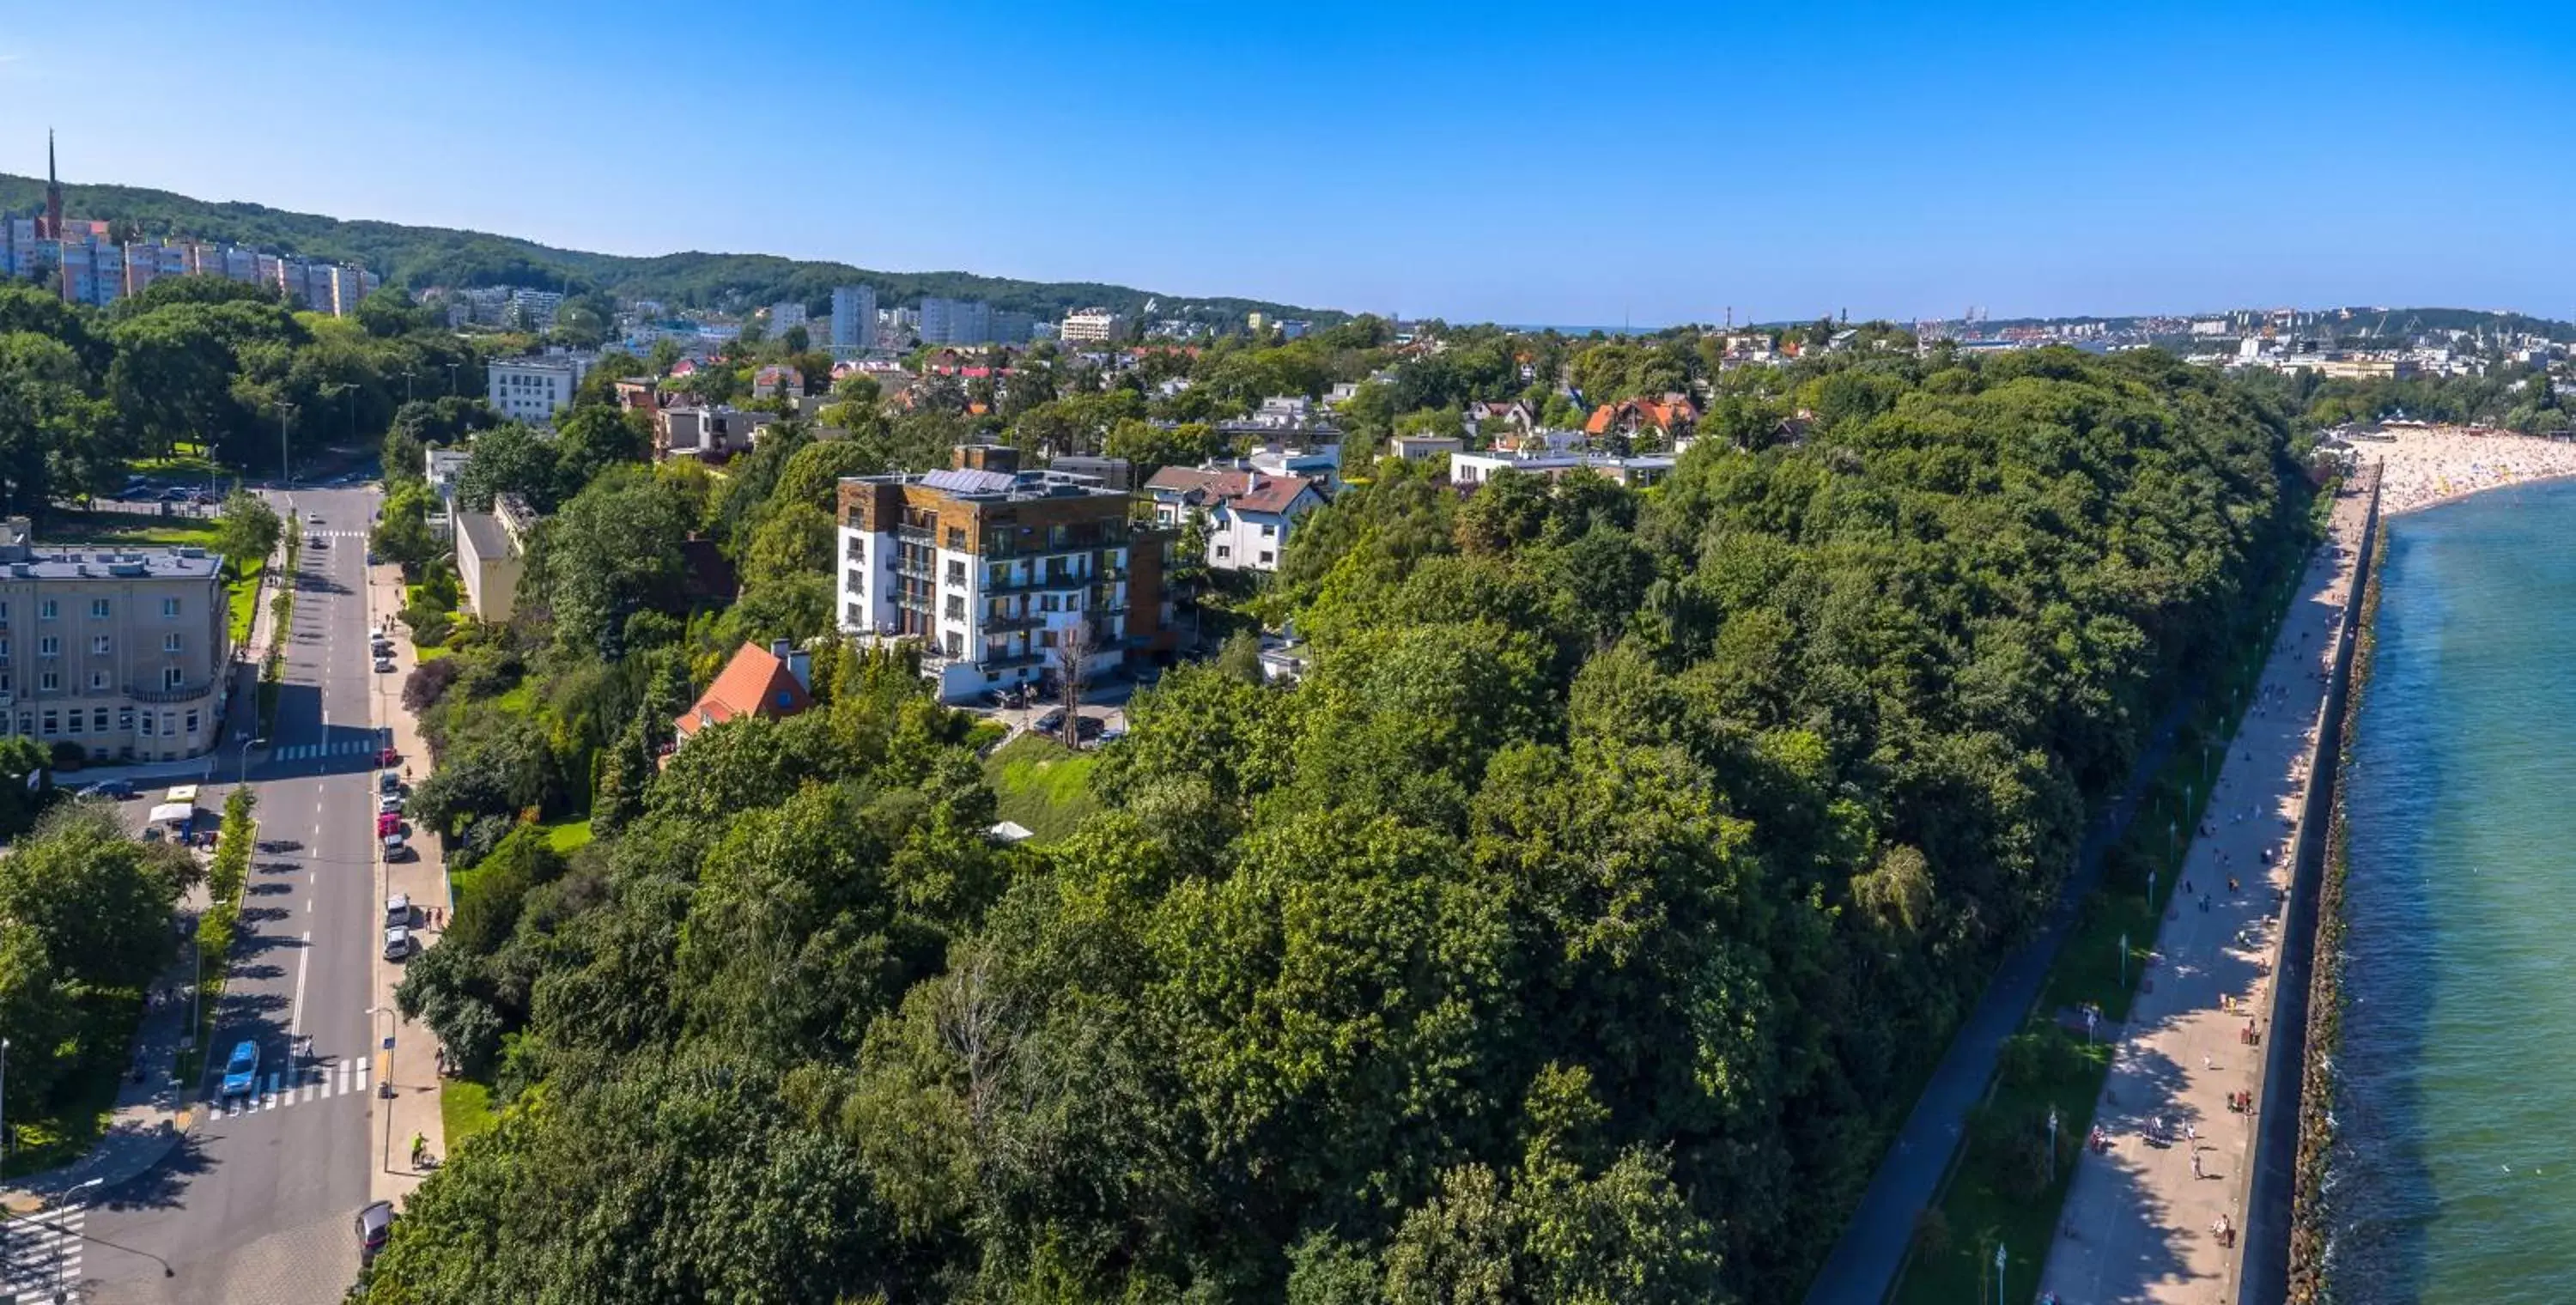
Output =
[
  {"x1": 1143, "y1": 465, "x2": 1325, "y2": 574},
  {"x1": 1466, "y1": 400, "x2": 1537, "y2": 442},
  {"x1": 752, "y1": 365, "x2": 803, "y2": 398},
  {"x1": 455, "y1": 493, "x2": 540, "y2": 622},
  {"x1": 1388, "y1": 434, "x2": 1463, "y2": 464},
  {"x1": 1583, "y1": 394, "x2": 1699, "y2": 442},
  {"x1": 1449, "y1": 451, "x2": 1676, "y2": 490},
  {"x1": 672, "y1": 640, "x2": 813, "y2": 744},
  {"x1": 654, "y1": 404, "x2": 778, "y2": 463}
]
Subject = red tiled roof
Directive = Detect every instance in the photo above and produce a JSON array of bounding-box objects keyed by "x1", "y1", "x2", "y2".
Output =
[
  {"x1": 1144, "y1": 466, "x2": 1316, "y2": 514},
  {"x1": 674, "y1": 641, "x2": 810, "y2": 740}
]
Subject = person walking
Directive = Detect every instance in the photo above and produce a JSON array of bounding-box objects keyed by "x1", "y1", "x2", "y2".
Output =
[{"x1": 2192, "y1": 1150, "x2": 2204, "y2": 1179}]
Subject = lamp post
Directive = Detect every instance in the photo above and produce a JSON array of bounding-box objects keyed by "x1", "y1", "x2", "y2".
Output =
[
  {"x1": 444, "y1": 362, "x2": 461, "y2": 397},
  {"x1": 402, "y1": 371, "x2": 416, "y2": 406},
  {"x1": 277, "y1": 404, "x2": 297, "y2": 489},
  {"x1": 237, "y1": 734, "x2": 265, "y2": 787},
  {"x1": 53, "y1": 1176, "x2": 101, "y2": 1297},
  {"x1": 365, "y1": 1006, "x2": 396, "y2": 1172}
]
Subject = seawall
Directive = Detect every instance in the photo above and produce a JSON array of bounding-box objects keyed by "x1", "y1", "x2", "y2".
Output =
[{"x1": 2242, "y1": 465, "x2": 2383, "y2": 1304}]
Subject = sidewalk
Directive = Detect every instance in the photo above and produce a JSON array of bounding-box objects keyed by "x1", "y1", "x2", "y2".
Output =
[
  {"x1": 365, "y1": 556, "x2": 449, "y2": 1205},
  {"x1": 2040, "y1": 480, "x2": 2375, "y2": 1302}
]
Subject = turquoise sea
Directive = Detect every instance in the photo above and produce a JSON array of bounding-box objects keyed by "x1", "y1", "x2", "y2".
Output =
[{"x1": 2333, "y1": 477, "x2": 2576, "y2": 1300}]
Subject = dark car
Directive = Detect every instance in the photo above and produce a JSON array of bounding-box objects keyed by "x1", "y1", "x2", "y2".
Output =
[
  {"x1": 1031, "y1": 712, "x2": 1105, "y2": 743},
  {"x1": 79, "y1": 779, "x2": 135, "y2": 800},
  {"x1": 356, "y1": 1199, "x2": 395, "y2": 1261}
]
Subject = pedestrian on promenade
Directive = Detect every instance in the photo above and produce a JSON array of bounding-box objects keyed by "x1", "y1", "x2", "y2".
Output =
[{"x1": 2192, "y1": 1151, "x2": 2204, "y2": 1179}]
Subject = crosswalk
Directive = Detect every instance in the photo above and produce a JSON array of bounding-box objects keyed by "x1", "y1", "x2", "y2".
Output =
[
  {"x1": 0, "y1": 1204, "x2": 82, "y2": 1301},
  {"x1": 210, "y1": 1058, "x2": 370, "y2": 1120},
  {"x1": 270, "y1": 731, "x2": 391, "y2": 762},
  {"x1": 304, "y1": 529, "x2": 368, "y2": 539}
]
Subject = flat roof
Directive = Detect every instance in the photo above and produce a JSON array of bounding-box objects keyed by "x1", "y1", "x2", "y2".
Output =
[
  {"x1": 454, "y1": 511, "x2": 513, "y2": 561},
  {"x1": 846, "y1": 469, "x2": 1127, "y2": 505},
  {"x1": 0, "y1": 547, "x2": 223, "y2": 580}
]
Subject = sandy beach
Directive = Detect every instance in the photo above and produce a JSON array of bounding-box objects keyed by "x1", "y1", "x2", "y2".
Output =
[{"x1": 2361, "y1": 426, "x2": 2576, "y2": 515}]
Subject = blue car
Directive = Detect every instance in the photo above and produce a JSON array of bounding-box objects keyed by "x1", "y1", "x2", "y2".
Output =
[{"x1": 221, "y1": 1041, "x2": 259, "y2": 1099}]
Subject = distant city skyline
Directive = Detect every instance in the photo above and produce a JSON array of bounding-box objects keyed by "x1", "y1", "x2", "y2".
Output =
[{"x1": 2, "y1": 2, "x2": 2571, "y2": 325}]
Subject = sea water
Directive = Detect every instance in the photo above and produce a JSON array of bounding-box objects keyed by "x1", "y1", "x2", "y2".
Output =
[{"x1": 2332, "y1": 477, "x2": 2576, "y2": 1300}]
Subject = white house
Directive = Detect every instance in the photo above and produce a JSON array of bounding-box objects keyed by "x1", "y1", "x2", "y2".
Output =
[{"x1": 1142, "y1": 465, "x2": 1326, "y2": 574}]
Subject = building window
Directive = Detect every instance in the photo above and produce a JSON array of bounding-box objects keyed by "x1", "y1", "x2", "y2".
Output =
[
  {"x1": 92, "y1": 708, "x2": 106, "y2": 732},
  {"x1": 88, "y1": 671, "x2": 106, "y2": 691},
  {"x1": 162, "y1": 598, "x2": 180, "y2": 618},
  {"x1": 37, "y1": 637, "x2": 56, "y2": 657},
  {"x1": 39, "y1": 711, "x2": 55, "y2": 736},
  {"x1": 185, "y1": 710, "x2": 198, "y2": 735},
  {"x1": 945, "y1": 526, "x2": 966, "y2": 549},
  {"x1": 1216, "y1": 544, "x2": 1231, "y2": 559},
  {"x1": 88, "y1": 598, "x2": 108, "y2": 619},
  {"x1": 945, "y1": 561, "x2": 966, "y2": 585},
  {"x1": 90, "y1": 635, "x2": 109, "y2": 655},
  {"x1": 14, "y1": 714, "x2": 27, "y2": 737},
  {"x1": 139, "y1": 712, "x2": 155, "y2": 737},
  {"x1": 1260, "y1": 552, "x2": 1275, "y2": 567},
  {"x1": 163, "y1": 633, "x2": 181, "y2": 653},
  {"x1": 118, "y1": 707, "x2": 131, "y2": 731},
  {"x1": 945, "y1": 596, "x2": 964, "y2": 620},
  {"x1": 1261, "y1": 524, "x2": 1277, "y2": 537},
  {"x1": 163, "y1": 666, "x2": 182, "y2": 690},
  {"x1": 0, "y1": 639, "x2": 11, "y2": 659},
  {"x1": 39, "y1": 672, "x2": 56, "y2": 692},
  {"x1": 38, "y1": 600, "x2": 54, "y2": 622}
]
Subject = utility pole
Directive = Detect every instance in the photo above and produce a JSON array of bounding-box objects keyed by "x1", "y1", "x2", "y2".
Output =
[
  {"x1": 278, "y1": 404, "x2": 296, "y2": 489},
  {"x1": 445, "y1": 362, "x2": 461, "y2": 397}
]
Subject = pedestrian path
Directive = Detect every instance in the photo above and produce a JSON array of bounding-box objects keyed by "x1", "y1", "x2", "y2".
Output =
[
  {"x1": 303, "y1": 529, "x2": 368, "y2": 540},
  {"x1": 270, "y1": 731, "x2": 390, "y2": 762},
  {"x1": 208, "y1": 1059, "x2": 369, "y2": 1119},
  {"x1": 0, "y1": 1204, "x2": 83, "y2": 1300}
]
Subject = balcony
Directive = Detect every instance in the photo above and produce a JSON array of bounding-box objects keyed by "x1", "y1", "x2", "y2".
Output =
[
  {"x1": 127, "y1": 680, "x2": 216, "y2": 705},
  {"x1": 976, "y1": 650, "x2": 1048, "y2": 671},
  {"x1": 896, "y1": 525, "x2": 934, "y2": 545},
  {"x1": 983, "y1": 610, "x2": 1045, "y2": 633},
  {"x1": 983, "y1": 570, "x2": 1089, "y2": 595},
  {"x1": 892, "y1": 560, "x2": 934, "y2": 581}
]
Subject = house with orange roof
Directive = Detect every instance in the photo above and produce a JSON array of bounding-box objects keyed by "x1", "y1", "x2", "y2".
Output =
[
  {"x1": 673, "y1": 640, "x2": 813, "y2": 745},
  {"x1": 1583, "y1": 394, "x2": 1700, "y2": 440}
]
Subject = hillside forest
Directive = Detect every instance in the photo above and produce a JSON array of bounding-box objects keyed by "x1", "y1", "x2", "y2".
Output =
[{"x1": 346, "y1": 338, "x2": 2315, "y2": 1302}]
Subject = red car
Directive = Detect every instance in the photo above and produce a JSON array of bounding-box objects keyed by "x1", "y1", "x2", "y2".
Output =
[{"x1": 377, "y1": 811, "x2": 402, "y2": 838}]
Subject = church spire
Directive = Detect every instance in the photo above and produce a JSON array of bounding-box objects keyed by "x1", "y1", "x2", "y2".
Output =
[{"x1": 40, "y1": 130, "x2": 63, "y2": 240}]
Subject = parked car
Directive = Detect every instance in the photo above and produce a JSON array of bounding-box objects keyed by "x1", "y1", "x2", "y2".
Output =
[
  {"x1": 221, "y1": 1041, "x2": 259, "y2": 1100},
  {"x1": 79, "y1": 779, "x2": 135, "y2": 800},
  {"x1": 383, "y1": 925, "x2": 412, "y2": 961},
  {"x1": 384, "y1": 832, "x2": 413, "y2": 860},
  {"x1": 377, "y1": 794, "x2": 404, "y2": 816},
  {"x1": 379, "y1": 770, "x2": 403, "y2": 795},
  {"x1": 355, "y1": 1200, "x2": 396, "y2": 1262},
  {"x1": 1032, "y1": 711, "x2": 1104, "y2": 743},
  {"x1": 374, "y1": 657, "x2": 396, "y2": 673},
  {"x1": 386, "y1": 893, "x2": 410, "y2": 927}
]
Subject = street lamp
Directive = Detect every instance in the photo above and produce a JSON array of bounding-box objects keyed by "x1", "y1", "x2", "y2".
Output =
[
  {"x1": 277, "y1": 404, "x2": 298, "y2": 489},
  {"x1": 365, "y1": 1006, "x2": 397, "y2": 1173},
  {"x1": 54, "y1": 1176, "x2": 101, "y2": 1297},
  {"x1": 444, "y1": 362, "x2": 461, "y2": 397},
  {"x1": 402, "y1": 370, "x2": 416, "y2": 406},
  {"x1": 237, "y1": 735, "x2": 266, "y2": 786}
]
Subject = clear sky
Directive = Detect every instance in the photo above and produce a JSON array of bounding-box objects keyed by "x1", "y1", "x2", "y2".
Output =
[{"x1": 2, "y1": 1, "x2": 2570, "y2": 325}]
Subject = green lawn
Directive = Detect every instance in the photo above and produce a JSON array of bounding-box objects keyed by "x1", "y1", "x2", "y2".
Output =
[
  {"x1": 540, "y1": 819, "x2": 593, "y2": 855},
  {"x1": 981, "y1": 734, "x2": 1101, "y2": 843},
  {"x1": 227, "y1": 556, "x2": 264, "y2": 646},
  {"x1": 440, "y1": 1077, "x2": 500, "y2": 1149},
  {"x1": 39, "y1": 509, "x2": 220, "y2": 549},
  {"x1": 131, "y1": 452, "x2": 224, "y2": 481}
]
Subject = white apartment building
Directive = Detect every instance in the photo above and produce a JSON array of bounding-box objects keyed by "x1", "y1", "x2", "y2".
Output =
[
  {"x1": 830, "y1": 284, "x2": 878, "y2": 350},
  {"x1": 487, "y1": 354, "x2": 595, "y2": 424},
  {"x1": 1060, "y1": 307, "x2": 1128, "y2": 344}
]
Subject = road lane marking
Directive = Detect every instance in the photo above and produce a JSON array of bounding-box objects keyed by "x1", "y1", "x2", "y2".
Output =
[{"x1": 289, "y1": 930, "x2": 311, "y2": 1036}]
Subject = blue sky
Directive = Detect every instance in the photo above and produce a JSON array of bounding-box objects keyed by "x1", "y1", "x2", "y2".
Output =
[{"x1": 2, "y1": 1, "x2": 2571, "y2": 325}]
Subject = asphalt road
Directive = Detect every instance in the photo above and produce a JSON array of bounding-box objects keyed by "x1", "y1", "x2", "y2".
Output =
[{"x1": 80, "y1": 485, "x2": 389, "y2": 1305}]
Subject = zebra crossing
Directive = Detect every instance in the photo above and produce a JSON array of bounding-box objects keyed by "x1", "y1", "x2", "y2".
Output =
[
  {"x1": 305, "y1": 529, "x2": 368, "y2": 539},
  {"x1": 0, "y1": 1204, "x2": 83, "y2": 1301},
  {"x1": 270, "y1": 731, "x2": 391, "y2": 762},
  {"x1": 210, "y1": 1057, "x2": 370, "y2": 1120}
]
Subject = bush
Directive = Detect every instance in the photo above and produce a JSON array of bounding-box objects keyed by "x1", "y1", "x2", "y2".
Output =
[
  {"x1": 46, "y1": 740, "x2": 83, "y2": 771},
  {"x1": 404, "y1": 658, "x2": 464, "y2": 713}
]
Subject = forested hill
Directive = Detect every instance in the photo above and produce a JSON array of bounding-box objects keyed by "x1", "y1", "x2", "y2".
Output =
[
  {"x1": 0, "y1": 173, "x2": 1339, "y2": 324},
  {"x1": 354, "y1": 344, "x2": 2318, "y2": 1303}
]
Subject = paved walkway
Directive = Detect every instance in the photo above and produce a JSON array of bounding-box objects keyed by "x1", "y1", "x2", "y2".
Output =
[
  {"x1": 364, "y1": 555, "x2": 448, "y2": 1206},
  {"x1": 1804, "y1": 648, "x2": 2198, "y2": 1304},
  {"x1": 2041, "y1": 479, "x2": 2375, "y2": 1303}
]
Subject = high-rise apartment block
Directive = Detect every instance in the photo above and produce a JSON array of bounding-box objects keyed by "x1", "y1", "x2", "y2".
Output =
[
  {"x1": 919, "y1": 297, "x2": 993, "y2": 347},
  {"x1": 830, "y1": 284, "x2": 878, "y2": 351}
]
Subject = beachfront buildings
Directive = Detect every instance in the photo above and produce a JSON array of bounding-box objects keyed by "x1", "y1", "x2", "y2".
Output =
[
  {"x1": 836, "y1": 445, "x2": 1168, "y2": 702},
  {"x1": 0, "y1": 518, "x2": 232, "y2": 762}
]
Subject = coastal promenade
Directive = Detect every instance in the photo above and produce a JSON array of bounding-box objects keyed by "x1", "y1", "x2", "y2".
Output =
[{"x1": 2040, "y1": 472, "x2": 2377, "y2": 1304}]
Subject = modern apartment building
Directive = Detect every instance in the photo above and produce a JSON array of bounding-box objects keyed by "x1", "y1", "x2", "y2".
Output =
[
  {"x1": 487, "y1": 354, "x2": 595, "y2": 424},
  {"x1": 837, "y1": 446, "x2": 1168, "y2": 702},
  {"x1": 829, "y1": 284, "x2": 878, "y2": 351},
  {"x1": 0, "y1": 519, "x2": 230, "y2": 762},
  {"x1": 1060, "y1": 307, "x2": 1129, "y2": 344},
  {"x1": 919, "y1": 297, "x2": 994, "y2": 348}
]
